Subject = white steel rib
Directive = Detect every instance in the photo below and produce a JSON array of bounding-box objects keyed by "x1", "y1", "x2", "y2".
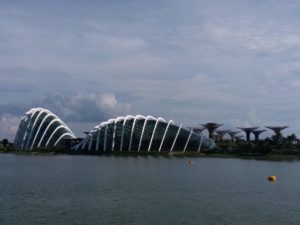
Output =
[
  {"x1": 30, "y1": 113, "x2": 55, "y2": 150},
  {"x1": 16, "y1": 110, "x2": 215, "y2": 152},
  {"x1": 22, "y1": 111, "x2": 37, "y2": 149},
  {"x1": 54, "y1": 133, "x2": 72, "y2": 146},
  {"x1": 183, "y1": 128, "x2": 193, "y2": 152},
  {"x1": 88, "y1": 125, "x2": 99, "y2": 151},
  {"x1": 96, "y1": 122, "x2": 106, "y2": 151},
  {"x1": 15, "y1": 108, "x2": 76, "y2": 150},
  {"x1": 21, "y1": 108, "x2": 39, "y2": 149},
  {"x1": 45, "y1": 125, "x2": 66, "y2": 147},
  {"x1": 103, "y1": 125, "x2": 108, "y2": 151},
  {"x1": 120, "y1": 115, "x2": 134, "y2": 151},
  {"x1": 37, "y1": 119, "x2": 60, "y2": 147},
  {"x1": 158, "y1": 120, "x2": 174, "y2": 152},
  {"x1": 128, "y1": 115, "x2": 145, "y2": 151},
  {"x1": 25, "y1": 109, "x2": 48, "y2": 150},
  {"x1": 138, "y1": 116, "x2": 156, "y2": 151},
  {"x1": 198, "y1": 136, "x2": 204, "y2": 152},
  {"x1": 112, "y1": 117, "x2": 125, "y2": 151},
  {"x1": 170, "y1": 124, "x2": 182, "y2": 152},
  {"x1": 148, "y1": 117, "x2": 166, "y2": 151},
  {"x1": 88, "y1": 131, "x2": 94, "y2": 151}
]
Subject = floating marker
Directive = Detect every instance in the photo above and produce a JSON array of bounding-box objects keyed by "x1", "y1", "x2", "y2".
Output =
[{"x1": 268, "y1": 176, "x2": 277, "y2": 182}]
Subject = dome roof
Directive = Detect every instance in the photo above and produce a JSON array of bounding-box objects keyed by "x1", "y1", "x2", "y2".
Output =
[
  {"x1": 14, "y1": 108, "x2": 75, "y2": 150},
  {"x1": 74, "y1": 115, "x2": 215, "y2": 152}
]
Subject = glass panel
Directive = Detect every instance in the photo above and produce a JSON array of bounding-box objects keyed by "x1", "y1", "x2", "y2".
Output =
[
  {"x1": 47, "y1": 127, "x2": 66, "y2": 146},
  {"x1": 90, "y1": 130, "x2": 98, "y2": 152},
  {"x1": 173, "y1": 128, "x2": 190, "y2": 151},
  {"x1": 105, "y1": 123, "x2": 114, "y2": 151},
  {"x1": 122, "y1": 119, "x2": 134, "y2": 151},
  {"x1": 149, "y1": 122, "x2": 167, "y2": 151},
  {"x1": 113, "y1": 121, "x2": 123, "y2": 151},
  {"x1": 40, "y1": 121, "x2": 61, "y2": 147},
  {"x1": 32, "y1": 115, "x2": 55, "y2": 148},
  {"x1": 140, "y1": 120, "x2": 156, "y2": 151},
  {"x1": 28, "y1": 112, "x2": 48, "y2": 148},
  {"x1": 23, "y1": 111, "x2": 40, "y2": 149},
  {"x1": 97, "y1": 128, "x2": 106, "y2": 151},
  {"x1": 160, "y1": 124, "x2": 179, "y2": 151},
  {"x1": 185, "y1": 133, "x2": 200, "y2": 151},
  {"x1": 130, "y1": 119, "x2": 145, "y2": 151}
]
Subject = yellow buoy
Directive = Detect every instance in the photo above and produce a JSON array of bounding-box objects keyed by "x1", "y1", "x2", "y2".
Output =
[{"x1": 268, "y1": 176, "x2": 277, "y2": 182}]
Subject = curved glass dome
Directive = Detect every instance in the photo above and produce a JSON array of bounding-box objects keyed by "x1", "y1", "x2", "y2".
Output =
[
  {"x1": 14, "y1": 108, "x2": 75, "y2": 150},
  {"x1": 74, "y1": 115, "x2": 215, "y2": 152}
]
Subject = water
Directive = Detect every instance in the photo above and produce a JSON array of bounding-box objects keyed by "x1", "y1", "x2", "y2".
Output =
[{"x1": 1, "y1": 154, "x2": 300, "y2": 225}]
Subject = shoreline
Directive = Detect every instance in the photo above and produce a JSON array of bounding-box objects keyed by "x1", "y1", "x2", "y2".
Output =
[{"x1": 1, "y1": 149, "x2": 300, "y2": 161}]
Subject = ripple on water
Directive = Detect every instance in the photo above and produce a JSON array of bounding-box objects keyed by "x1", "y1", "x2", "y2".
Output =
[{"x1": 0, "y1": 155, "x2": 300, "y2": 225}]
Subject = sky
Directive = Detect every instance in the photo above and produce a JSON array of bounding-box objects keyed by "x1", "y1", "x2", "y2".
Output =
[{"x1": 1, "y1": 0, "x2": 300, "y2": 141}]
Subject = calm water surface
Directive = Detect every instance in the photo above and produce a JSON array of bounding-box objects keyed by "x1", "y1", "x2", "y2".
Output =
[{"x1": 1, "y1": 154, "x2": 300, "y2": 225}]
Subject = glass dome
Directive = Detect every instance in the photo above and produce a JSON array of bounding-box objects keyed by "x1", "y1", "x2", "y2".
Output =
[{"x1": 14, "y1": 108, "x2": 75, "y2": 150}]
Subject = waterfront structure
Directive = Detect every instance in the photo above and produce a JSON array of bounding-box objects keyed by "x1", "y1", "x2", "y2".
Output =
[
  {"x1": 228, "y1": 131, "x2": 241, "y2": 142},
  {"x1": 74, "y1": 115, "x2": 215, "y2": 152},
  {"x1": 191, "y1": 127, "x2": 205, "y2": 134},
  {"x1": 215, "y1": 130, "x2": 229, "y2": 141},
  {"x1": 201, "y1": 123, "x2": 223, "y2": 139},
  {"x1": 237, "y1": 127, "x2": 259, "y2": 141},
  {"x1": 252, "y1": 130, "x2": 267, "y2": 141},
  {"x1": 14, "y1": 108, "x2": 75, "y2": 150},
  {"x1": 265, "y1": 126, "x2": 289, "y2": 137}
]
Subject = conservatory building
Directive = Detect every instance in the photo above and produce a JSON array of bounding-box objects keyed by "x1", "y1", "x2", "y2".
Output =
[
  {"x1": 74, "y1": 115, "x2": 215, "y2": 152},
  {"x1": 14, "y1": 108, "x2": 215, "y2": 152},
  {"x1": 14, "y1": 108, "x2": 75, "y2": 151}
]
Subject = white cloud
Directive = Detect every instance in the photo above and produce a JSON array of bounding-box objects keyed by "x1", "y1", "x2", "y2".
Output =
[
  {"x1": 0, "y1": 114, "x2": 21, "y2": 141},
  {"x1": 1, "y1": 0, "x2": 300, "y2": 138},
  {"x1": 37, "y1": 93, "x2": 131, "y2": 123},
  {"x1": 229, "y1": 109, "x2": 264, "y2": 128},
  {"x1": 0, "y1": 93, "x2": 132, "y2": 140}
]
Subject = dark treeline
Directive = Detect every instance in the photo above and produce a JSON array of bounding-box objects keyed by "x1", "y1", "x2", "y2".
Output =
[{"x1": 214, "y1": 134, "x2": 300, "y2": 156}]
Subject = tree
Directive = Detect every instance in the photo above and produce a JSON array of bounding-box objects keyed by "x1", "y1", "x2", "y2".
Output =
[
  {"x1": 286, "y1": 134, "x2": 297, "y2": 145},
  {"x1": 2, "y1": 139, "x2": 8, "y2": 147}
]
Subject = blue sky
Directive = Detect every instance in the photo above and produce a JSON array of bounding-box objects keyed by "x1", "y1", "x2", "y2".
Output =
[{"x1": 1, "y1": 0, "x2": 300, "y2": 140}]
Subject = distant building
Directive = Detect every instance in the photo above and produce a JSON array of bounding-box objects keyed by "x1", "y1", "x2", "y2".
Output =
[
  {"x1": 201, "y1": 123, "x2": 223, "y2": 139},
  {"x1": 60, "y1": 138, "x2": 83, "y2": 150},
  {"x1": 265, "y1": 126, "x2": 289, "y2": 137},
  {"x1": 237, "y1": 127, "x2": 259, "y2": 141},
  {"x1": 228, "y1": 131, "x2": 241, "y2": 142},
  {"x1": 14, "y1": 108, "x2": 215, "y2": 152},
  {"x1": 14, "y1": 108, "x2": 75, "y2": 151},
  {"x1": 75, "y1": 115, "x2": 215, "y2": 152},
  {"x1": 252, "y1": 130, "x2": 267, "y2": 141},
  {"x1": 191, "y1": 127, "x2": 205, "y2": 134},
  {"x1": 215, "y1": 130, "x2": 229, "y2": 141}
]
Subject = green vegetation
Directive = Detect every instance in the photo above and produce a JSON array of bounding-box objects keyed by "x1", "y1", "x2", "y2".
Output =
[
  {"x1": 238, "y1": 134, "x2": 298, "y2": 153},
  {"x1": 212, "y1": 134, "x2": 300, "y2": 160},
  {"x1": 0, "y1": 138, "x2": 13, "y2": 153}
]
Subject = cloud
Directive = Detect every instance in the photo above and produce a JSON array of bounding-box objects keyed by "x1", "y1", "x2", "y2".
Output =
[
  {"x1": 0, "y1": 114, "x2": 21, "y2": 141},
  {"x1": 228, "y1": 109, "x2": 264, "y2": 128},
  {"x1": 1, "y1": 0, "x2": 300, "y2": 138},
  {"x1": 36, "y1": 93, "x2": 131, "y2": 123},
  {"x1": 0, "y1": 92, "x2": 131, "y2": 139}
]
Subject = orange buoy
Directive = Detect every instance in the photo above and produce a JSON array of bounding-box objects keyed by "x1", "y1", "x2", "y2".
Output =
[
  {"x1": 268, "y1": 176, "x2": 277, "y2": 182},
  {"x1": 188, "y1": 160, "x2": 193, "y2": 165}
]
